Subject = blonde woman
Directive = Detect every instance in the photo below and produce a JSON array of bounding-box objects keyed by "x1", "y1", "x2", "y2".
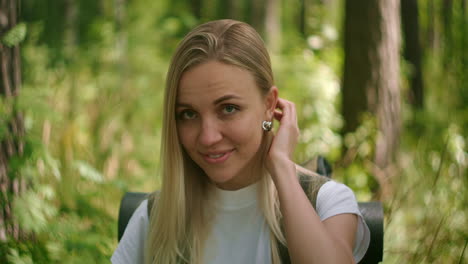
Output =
[{"x1": 112, "y1": 19, "x2": 370, "y2": 264}]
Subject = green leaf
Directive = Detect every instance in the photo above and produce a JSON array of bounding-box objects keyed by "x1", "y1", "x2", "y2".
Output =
[
  {"x1": 2, "y1": 23, "x2": 27, "y2": 47},
  {"x1": 73, "y1": 160, "x2": 104, "y2": 183},
  {"x1": 7, "y1": 248, "x2": 34, "y2": 264},
  {"x1": 44, "y1": 151, "x2": 61, "y2": 180},
  {"x1": 13, "y1": 190, "x2": 57, "y2": 233}
]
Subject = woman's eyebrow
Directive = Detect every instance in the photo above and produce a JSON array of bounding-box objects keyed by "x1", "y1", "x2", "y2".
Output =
[
  {"x1": 175, "y1": 102, "x2": 192, "y2": 108},
  {"x1": 176, "y1": 95, "x2": 241, "y2": 108},
  {"x1": 213, "y1": 94, "x2": 242, "y2": 105}
]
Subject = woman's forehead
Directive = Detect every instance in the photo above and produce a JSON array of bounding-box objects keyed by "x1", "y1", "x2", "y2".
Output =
[{"x1": 177, "y1": 61, "x2": 261, "y2": 104}]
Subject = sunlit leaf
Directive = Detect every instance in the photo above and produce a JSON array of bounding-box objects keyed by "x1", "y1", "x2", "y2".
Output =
[
  {"x1": 13, "y1": 190, "x2": 57, "y2": 233},
  {"x1": 73, "y1": 160, "x2": 104, "y2": 183},
  {"x1": 2, "y1": 23, "x2": 27, "y2": 47},
  {"x1": 7, "y1": 249, "x2": 34, "y2": 264}
]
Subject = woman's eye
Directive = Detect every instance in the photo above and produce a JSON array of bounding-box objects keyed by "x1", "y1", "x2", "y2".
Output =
[
  {"x1": 222, "y1": 105, "x2": 238, "y2": 115},
  {"x1": 179, "y1": 110, "x2": 197, "y2": 120}
]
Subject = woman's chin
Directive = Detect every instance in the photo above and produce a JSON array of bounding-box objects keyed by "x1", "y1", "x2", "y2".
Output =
[
  {"x1": 208, "y1": 174, "x2": 234, "y2": 185},
  {"x1": 205, "y1": 174, "x2": 242, "y2": 190},
  {"x1": 209, "y1": 175, "x2": 258, "y2": 191}
]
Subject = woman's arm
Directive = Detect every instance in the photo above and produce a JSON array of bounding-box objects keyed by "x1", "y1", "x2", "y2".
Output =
[
  {"x1": 267, "y1": 98, "x2": 357, "y2": 264},
  {"x1": 271, "y1": 159, "x2": 357, "y2": 264}
]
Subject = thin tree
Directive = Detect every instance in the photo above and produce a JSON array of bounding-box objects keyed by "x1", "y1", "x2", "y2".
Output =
[
  {"x1": 442, "y1": 0, "x2": 453, "y2": 65},
  {"x1": 298, "y1": 0, "x2": 306, "y2": 37},
  {"x1": 402, "y1": 0, "x2": 424, "y2": 108},
  {"x1": 0, "y1": 0, "x2": 26, "y2": 242},
  {"x1": 248, "y1": 0, "x2": 266, "y2": 36},
  {"x1": 191, "y1": 0, "x2": 203, "y2": 20},
  {"x1": 265, "y1": 0, "x2": 280, "y2": 53}
]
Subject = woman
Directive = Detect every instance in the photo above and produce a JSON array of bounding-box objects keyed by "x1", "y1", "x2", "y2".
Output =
[{"x1": 112, "y1": 19, "x2": 370, "y2": 264}]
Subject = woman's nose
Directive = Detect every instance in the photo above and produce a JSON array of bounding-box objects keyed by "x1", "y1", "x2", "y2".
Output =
[{"x1": 198, "y1": 118, "x2": 223, "y2": 146}]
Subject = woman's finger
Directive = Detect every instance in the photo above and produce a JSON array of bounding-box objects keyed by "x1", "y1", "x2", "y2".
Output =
[
  {"x1": 273, "y1": 110, "x2": 283, "y2": 121},
  {"x1": 275, "y1": 98, "x2": 297, "y2": 125}
]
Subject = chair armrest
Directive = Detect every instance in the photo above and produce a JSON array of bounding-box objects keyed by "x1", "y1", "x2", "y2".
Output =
[
  {"x1": 358, "y1": 201, "x2": 384, "y2": 264},
  {"x1": 117, "y1": 192, "x2": 148, "y2": 241}
]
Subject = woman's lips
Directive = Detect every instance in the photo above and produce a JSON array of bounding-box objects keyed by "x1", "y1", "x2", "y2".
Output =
[{"x1": 202, "y1": 149, "x2": 234, "y2": 164}]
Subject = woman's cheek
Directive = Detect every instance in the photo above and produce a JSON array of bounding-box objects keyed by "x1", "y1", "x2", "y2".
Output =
[
  {"x1": 227, "y1": 116, "x2": 261, "y2": 141},
  {"x1": 177, "y1": 123, "x2": 195, "y2": 148}
]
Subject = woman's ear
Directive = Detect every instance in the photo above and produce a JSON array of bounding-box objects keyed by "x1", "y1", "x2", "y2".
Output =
[{"x1": 264, "y1": 86, "x2": 278, "y2": 119}]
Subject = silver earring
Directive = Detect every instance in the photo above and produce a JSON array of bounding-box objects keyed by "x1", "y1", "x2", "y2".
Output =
[{"x1": 262, "y1": 121, "x2": 272, "y2": 131}]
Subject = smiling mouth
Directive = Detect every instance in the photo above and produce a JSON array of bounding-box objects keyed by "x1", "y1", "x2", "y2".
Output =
[{"x1": 202, "y1": 149, "x2": 234, "y2": 164}]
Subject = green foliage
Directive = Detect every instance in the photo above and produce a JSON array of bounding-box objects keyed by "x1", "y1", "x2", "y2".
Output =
[
  {"x1": 273, "y1": 50, "x2": 342, "y2": 163},
  {"x1": 73, "y1": 160, "x2": 104, "y2": 183},
  {"x1": 8, "y1": 248, "x2": 34, "y2": 264},
  {"x1": 13, "y1": 187, "x2": 57, "y2": 233},
  {"x1": 2, "y1": 23, "x2": 27, "y2": 47},
  {"x1": 338, "y1": 114, "x2": 379, "y2": 200},
  {"x1": 384, "y1": 123, "x2": 467, "y2": 263}
]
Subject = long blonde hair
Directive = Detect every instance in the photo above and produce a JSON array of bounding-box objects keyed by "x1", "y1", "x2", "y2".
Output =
[{"x1": 145, "y1": 19, "x2": 286, "y2": 264}]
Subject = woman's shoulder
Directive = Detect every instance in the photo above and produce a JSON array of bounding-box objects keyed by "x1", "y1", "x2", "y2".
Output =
[
  {"x1": 316, "y1": 181, "x2": 361, "y2": 220},
  {"x1": 295, "y1": 163, "x2": 359, "y2": 215},
  {"x1": 295, "y1": 162, "x2": 361, "y2": 218}
]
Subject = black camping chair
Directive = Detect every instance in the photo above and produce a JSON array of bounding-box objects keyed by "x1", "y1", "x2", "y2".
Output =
[{"x1": 117, "y1": 156, "x2": 384, "y2": 264}]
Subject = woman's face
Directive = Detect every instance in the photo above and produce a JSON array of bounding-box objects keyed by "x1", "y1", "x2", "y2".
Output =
[{"x1": 176, "y1": 60, "x2": 276, "y2": 190}]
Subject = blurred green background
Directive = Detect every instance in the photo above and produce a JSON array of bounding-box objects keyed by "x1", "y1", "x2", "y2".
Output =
[{"x1": 0, "y1": 0, "x2": 466, "y2": 263}]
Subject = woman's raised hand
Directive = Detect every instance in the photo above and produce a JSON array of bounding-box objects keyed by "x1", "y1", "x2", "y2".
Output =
[{"x1": 266, "y1": 97, "x2": 300, "y2": 180}]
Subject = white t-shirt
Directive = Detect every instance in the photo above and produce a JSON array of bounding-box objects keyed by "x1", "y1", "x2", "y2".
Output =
[{"x1": 111, "y1": 181, "x2": 370, "y2": 263}]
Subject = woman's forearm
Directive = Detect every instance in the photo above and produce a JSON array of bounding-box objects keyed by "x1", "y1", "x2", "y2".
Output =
[{"x1": 270, "y1": 158, "x2": 355, "y2": 264}]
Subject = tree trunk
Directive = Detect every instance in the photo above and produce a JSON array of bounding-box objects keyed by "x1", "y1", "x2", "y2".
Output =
[
  {"x1": 59, "y1": 0, "x2": 79, "y2": 209},
  {"x1": 374, "y1": 0, "x2": 401, "y2": 172},
  {"x1": 462, "y1": 0, "x2": 467, "y2": 72},
  {"x1": 401, "y1": 0, "x2": 424, "y2": 108},
  {"x1": 216, "y1": 0, "x2": 243, "y2": 20},
  {"x1": 64, "y1": 0, "x2": 78, "y2": 56},
  {"x1": 0, "y1": 0, "x2": 26, "y2": 242},
  {"x1": 249, "y1": 0, "x2": 266, "y2": 36},
  {"x1": 342, "y1": 0, "x2": 401, "y2": 197},
  {"x1": 216, "y1": 0, "x2": 228, "y2": 19},
  {"x1": 426, "y1": 0, "x2": 437, "y2": 51},
  {"x1": 115, "y1": 0, "x2": 127, "y2": 81},
  {"x1": 298, "y1": 0, "x2": 306, "y2": 37},
  {"x1": 228, "y1": 0, "x2": 243, "y2": 20},
  {"x1": 265, "y1": 0, "x2": 280, "y2": 53},
  {"x1": 342, "y1": 0, "x2": 375, "y2": 135},
  {"x1": 442, "y1": 0, "x2": 453, "y2": 65},
  {"x1": 191, "y1": 0, "x2": 203, "y2": 20}
]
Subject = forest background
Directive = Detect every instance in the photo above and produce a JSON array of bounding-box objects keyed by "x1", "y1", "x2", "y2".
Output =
[{"x1": 0, "y1": 0, "x2": 466, "y2": 263}]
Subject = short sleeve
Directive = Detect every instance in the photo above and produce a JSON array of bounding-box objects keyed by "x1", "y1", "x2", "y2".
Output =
[
  {"x1": 111, "y1": 199, "x2": 149, "y2": 264},
  {"x1": 316, "y1": 181, "x2": 370, "y2": 263}
]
